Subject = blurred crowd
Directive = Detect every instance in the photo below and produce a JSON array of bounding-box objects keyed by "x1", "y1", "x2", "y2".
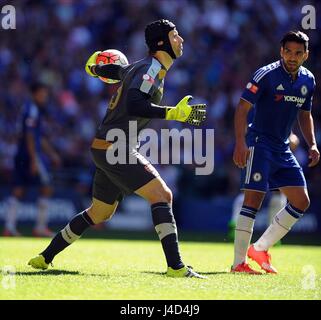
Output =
[{"x1": 0, "y1": 0, "x2": 320, "y2": 203}]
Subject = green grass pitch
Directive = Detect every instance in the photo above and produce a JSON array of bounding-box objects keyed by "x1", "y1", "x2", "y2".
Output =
[{"x1": 1, "y1": 237, "x2": 320, "y2": 300}]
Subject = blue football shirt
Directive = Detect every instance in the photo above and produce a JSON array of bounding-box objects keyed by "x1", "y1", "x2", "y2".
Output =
[
  {"x1": 241, "y1": 59, "x2": 316, "y2": 151},
  {"x1": 16, "y1": 100, "x2": 43, "y2": 158}
]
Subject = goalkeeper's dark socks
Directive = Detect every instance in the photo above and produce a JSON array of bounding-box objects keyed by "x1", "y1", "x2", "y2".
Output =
[
  {"x1": 41, "y1": 210, "x2": 94, "y2": 264},
  {"x1": 151, "y1": 202, "x2": 184, "y2": 270}
]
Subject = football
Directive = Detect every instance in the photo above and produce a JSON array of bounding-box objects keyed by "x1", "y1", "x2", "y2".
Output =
[{"x1": 96, "y1": 49, "x2": 128, "y2": 84}]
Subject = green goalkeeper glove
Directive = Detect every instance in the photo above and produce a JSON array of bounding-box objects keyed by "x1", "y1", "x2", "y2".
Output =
[
  {"x1": 85, "y1": 51, "x2": 101, "y2": 77},
  {"x1": 165, "y1": 95, "x2": 207, "y2": 126}
]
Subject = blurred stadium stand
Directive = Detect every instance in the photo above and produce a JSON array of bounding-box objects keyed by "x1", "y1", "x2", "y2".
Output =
[{"x1": 0, "y1": 0, "x2": 320, "y2": 234}]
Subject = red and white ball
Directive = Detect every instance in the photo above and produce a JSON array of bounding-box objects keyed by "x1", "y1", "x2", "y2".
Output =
[{"x1": 96, "y1": 49, "x2": 128, "y2": 84}]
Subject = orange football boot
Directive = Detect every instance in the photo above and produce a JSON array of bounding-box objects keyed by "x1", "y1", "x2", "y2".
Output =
[
  {"x1": 32, "y1": 227, "x2": 55, "y2": 237},
  {"x1": 247, "y1": 244, "x2": 278, "y2": 274},
  {"x1": 2, "y1": 228, "x2": 22, "y2": 237},
  {"x1": 231, "y1": 262, "x2": 262, "y2": 275}
]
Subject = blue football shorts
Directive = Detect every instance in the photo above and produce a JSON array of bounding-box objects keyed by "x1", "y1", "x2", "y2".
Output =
[
  {"x1": 240, "y1": 145, "x2": 306, "y2": 192},
  {"x1": 13, "y1": 153, "x2": 51, "y2": 187}
]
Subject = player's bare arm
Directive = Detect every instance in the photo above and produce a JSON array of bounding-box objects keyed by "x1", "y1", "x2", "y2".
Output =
[
  {"x1": 41, "y1": 137, "x2": 62, "y2": 168},
  {"x1": 26, "y1": 131, "x2": 38, "y2": 176},
  {"x1": 297, "y1": 110, "x2": 320, "y2": 167},
  {"x1": 233, "y1": 98, "x2": 252, "y2": 168}
]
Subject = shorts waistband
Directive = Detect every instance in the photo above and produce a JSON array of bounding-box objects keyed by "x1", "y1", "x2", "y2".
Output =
[{"x1": 91, "y1": 138, "x2": 113, "y2": 150}]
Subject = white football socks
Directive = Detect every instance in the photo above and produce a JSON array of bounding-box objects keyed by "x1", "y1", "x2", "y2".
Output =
[
  {"x1": 268, "y1": 192, "x2": 287, "y2": 224},
  {"x1": 231, "y1": 193, "x2": 245, "y2": 223},
  {"x1": 233, "y1": 206, "x2": 258, "y2": 267},
  {"x1": 254, "y1": 203, "x2": 304, "y2": 251},
  {"x1": 35, "y1": 197, "x2": 50, "y2": 231},
  {"x1": 5, "y1": 197, "x2": 19, "y2": 232}
]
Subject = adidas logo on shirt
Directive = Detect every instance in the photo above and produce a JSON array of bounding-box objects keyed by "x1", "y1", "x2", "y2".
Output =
[{"x1": 276, "y1": 84, "x2": 284, "y2": 90}]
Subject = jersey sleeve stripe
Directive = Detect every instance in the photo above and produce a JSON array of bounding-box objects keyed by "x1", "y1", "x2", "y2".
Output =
[
  {"x1": 253, "y1": 69, "x2": 272, "y2": 82},
  {"x1": 139, "y1": 59, "x2": 162, "y2": 94},
  {"x1": 253, "y1": 68, "x2": 265, "y2": 79},
  {"x1": 253, "y1": 61, "x2": 281, "y2": 83},
  {"x1": 253, "y1": 69, "x2": 266, "y2": 82}
]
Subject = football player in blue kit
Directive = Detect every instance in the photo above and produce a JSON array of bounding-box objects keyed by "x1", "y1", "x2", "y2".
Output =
[
  {"x1": 231, "y1": 31, "x2": 319, "y2": 274},
  {"x1": 3, "y1": 82, "x2": 61, "y2": 237},
  {"x1": 228, "y1": 131, "x2": 300, "y2": 243},
  {"x1": 227, "y1": 105, "x2": 300, "y2": 242}
]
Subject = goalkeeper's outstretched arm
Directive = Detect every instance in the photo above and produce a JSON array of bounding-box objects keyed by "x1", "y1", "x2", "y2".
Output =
[{"x1": 126, "y1": 90, "x2": 206, "y2": 126}]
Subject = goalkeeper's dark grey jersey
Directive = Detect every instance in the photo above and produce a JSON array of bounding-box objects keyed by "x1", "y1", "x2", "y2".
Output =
[{"x1": 95, "y1": 56, "x2": 167, "y2": 143}]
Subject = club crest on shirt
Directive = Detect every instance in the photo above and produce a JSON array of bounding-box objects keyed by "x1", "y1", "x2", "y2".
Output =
[{"x1": 301, "y1": 85, "x2": 308, "y2": 96}]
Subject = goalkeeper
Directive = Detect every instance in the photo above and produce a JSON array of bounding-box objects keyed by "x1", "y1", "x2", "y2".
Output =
[{"x1": 28, "y1": 19, "x2": 206, "y2": 278}]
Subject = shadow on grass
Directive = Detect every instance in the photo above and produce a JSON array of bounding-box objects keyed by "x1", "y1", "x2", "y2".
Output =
[
  {"x1": 142, "y1": 271, "x2": 231, "y2": 276},
  {"x1": 16, "y1": 270, "x2": 80, "y2": 276},
  {"x1": 203, "y1": 271, "x2": 269, "y2": 276},
  {"x1": 15, "y1": 270, "x2": 107, "y2": 277},
  {"x1": 142, "y1": 270, "x2": 269, "y2": 277},
  {"x1": 142, "y1": 271, "x2": 166, "y2": 276},
  {"x1": 196, "y1": 271, "x2": 232, "y2": 275}
]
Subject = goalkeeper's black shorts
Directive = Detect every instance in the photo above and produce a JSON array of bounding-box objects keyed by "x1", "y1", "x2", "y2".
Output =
[{"x1": 90, "y1": 138, "x2": 159, "y2": 205}]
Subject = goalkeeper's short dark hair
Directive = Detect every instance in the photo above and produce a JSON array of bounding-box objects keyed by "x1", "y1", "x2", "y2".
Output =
[{"x1": 280, "y1": 31, "x2": 309, "y2": 51}]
